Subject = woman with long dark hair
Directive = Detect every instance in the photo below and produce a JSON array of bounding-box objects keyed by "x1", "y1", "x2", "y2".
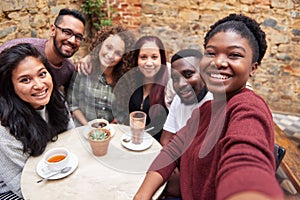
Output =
[
  {"x1": 129, "y1": 36, "x2": 170, "y2": 141},
  {"x1": 0, "y1": 43, "x2": 74, "y2": 199}
]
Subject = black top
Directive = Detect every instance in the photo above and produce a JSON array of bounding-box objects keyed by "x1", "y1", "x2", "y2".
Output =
[{"x1": 129, "y1": 86, "x2": 168, "y2": 142}]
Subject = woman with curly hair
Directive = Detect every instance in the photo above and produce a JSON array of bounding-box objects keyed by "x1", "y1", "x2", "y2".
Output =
[
  {"x1": 134, "y1": 13, "x2": 284, "y2": 200},
  {"x1": 68, "y1": 26, "x2": 136, "y2": 125},
  {"x1": 0, "y1": 43, "x2": 74, "y2": 199}
]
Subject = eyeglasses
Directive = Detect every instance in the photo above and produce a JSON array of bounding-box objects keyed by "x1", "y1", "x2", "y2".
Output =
[{"x1": 54, "y1": 24, "x2": 85, "y2": 43}]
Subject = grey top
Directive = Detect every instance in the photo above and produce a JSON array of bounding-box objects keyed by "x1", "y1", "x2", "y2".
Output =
[
  {"x1": 0, "y1": 125, "x2": 27, "y2": 197},
  {"x1": 0, "y1": 108, "x2": 74, "y2": 198}
]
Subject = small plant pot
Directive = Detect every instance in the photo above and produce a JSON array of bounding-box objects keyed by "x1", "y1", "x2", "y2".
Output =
[{"x1": 87, "y1": 128, "x2": 111, "y2": 156}]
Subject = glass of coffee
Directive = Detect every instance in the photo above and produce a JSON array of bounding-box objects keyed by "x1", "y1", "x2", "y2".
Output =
[{"x1": 129, "y1": 111, "x2": 147, "y2": 144}]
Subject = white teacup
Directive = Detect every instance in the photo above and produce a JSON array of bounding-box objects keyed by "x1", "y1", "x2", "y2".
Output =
[
  {"x1": 43, "y1": 147, "x2": 69, "y2": 172},
  {"x1": 88, "y1": 119, "x2": 109, "y2": 129}
]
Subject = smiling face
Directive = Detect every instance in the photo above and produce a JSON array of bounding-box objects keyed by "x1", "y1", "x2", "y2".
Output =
[
  {"x1": 98, "y1": 34, "x2": 125, "y2": 69},
  {"x1": 137, "y1": 41, "x2": 162, "y2": 81},
  {"x1": 200, "y1": 31, "x2": 257, "y2": 99},
  {"x1": 12, "y1": 56, "x2": 53, "y2": 109},
  {"x1": 52, "y1": 15, "x2": 85, "y2": 58},
  {"x1": 171, "y1": 57, "x2": 204, "y2": 105}
]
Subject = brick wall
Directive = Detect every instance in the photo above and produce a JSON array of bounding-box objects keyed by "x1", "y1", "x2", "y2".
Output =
[{"x1": 110, "y1": 0, "x2": 142, "y2": 28}]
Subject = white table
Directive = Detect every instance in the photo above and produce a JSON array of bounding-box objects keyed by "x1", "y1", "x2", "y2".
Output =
[{"x1": 21, "y1": 124, "x2": 165, "y2": 200}]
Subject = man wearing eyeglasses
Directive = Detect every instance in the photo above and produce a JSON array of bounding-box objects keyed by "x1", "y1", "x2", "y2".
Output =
[{"x1": 0, "y1": 8, "x2": 86, "y2": 95}]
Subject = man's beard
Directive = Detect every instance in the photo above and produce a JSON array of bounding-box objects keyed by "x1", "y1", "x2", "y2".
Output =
[
  {"x1": 53, "y1": 36, "x2": 75, "y2": 58},
  {"x1": 181, "y1": 86, "x2": 208, "y2": 105},
  {"x1": 181, "y1": 96, "x2": 198, "y2": 105}
]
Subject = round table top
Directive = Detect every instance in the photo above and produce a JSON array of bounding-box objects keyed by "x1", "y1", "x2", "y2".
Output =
[{"x1": 21, "y1": 124, "x2": 165, "y2": 200}]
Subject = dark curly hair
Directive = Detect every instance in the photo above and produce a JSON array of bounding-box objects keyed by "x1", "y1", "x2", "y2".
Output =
[
  {"x1": 89, "y1": 25, "x2": 136, "y2": 87},
  {"x1": 204, "y1": 13, "x2": 267, "y2": 65}
]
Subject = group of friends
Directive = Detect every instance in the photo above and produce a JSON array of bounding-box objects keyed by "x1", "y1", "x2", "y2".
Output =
[{"x1": 0, "y1": 7, "x2": 284, "y2": 200}]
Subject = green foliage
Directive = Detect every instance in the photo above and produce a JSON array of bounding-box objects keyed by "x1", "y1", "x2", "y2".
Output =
[
  {"x1": 90, "y1": 129, "x2": 109, "y2": 140},
  {"x1": 81, "y1": 0, "x2": 113, "y2": 31}
]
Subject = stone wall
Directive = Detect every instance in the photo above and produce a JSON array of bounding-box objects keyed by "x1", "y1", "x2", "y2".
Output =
[
  {"x1": 0, "y1": 0, "x2": 299, "y2": 115},
  {"x1": 138, "y1": 0, "x2": 300, "y2": 115},
  {"x1": 0, "y1": 0, "x2": 140, "y2": 61}
]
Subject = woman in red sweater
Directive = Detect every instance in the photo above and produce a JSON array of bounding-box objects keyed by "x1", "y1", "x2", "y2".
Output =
[{"x1": 134, "y1": 13, "x2": 284, "y2": 200}]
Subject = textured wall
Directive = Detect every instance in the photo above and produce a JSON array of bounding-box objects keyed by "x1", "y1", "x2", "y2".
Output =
[
  {"x1": 0, "y1": 0, "x2": 299, "y2": 114},
  {"x1": 0, "y1": 0, "x2": 139, "y2": 61},
  {"x1": 137, "y1": 0, "x2": 300, "y2": 115}
]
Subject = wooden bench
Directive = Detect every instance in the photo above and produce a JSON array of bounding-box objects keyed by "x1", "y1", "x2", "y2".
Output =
[{"x1": 274, "y1": 123, "x2": 300, "y2": 194}]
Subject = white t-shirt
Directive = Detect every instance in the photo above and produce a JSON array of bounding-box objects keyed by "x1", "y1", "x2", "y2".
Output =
[
  {"x1": 163, "y1": 92, "x2": 213, "y2": 134},
  {"x1": 164, "y1": 62, "x2": 176, "y2": 109}
]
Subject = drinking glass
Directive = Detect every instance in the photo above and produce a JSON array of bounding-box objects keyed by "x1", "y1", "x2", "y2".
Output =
[{"x1": 130, "y1": 111, "x2": 146, "y2": 144}]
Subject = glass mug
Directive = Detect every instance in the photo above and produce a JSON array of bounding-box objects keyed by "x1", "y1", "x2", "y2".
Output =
[{"x1": 129, "y1": 111, "x2": 147, "y2": 144}]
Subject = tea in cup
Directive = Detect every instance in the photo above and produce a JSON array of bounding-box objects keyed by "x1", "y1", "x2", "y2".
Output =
[
  {"x1": 130, "y1": 111, "x2": 146, "y2": 144},
  {"x1": 43, "y1": 147, "x2": 69, "y2": 172}
]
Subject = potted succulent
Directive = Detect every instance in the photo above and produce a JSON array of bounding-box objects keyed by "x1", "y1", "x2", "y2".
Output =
[{"x1": 87, "y1": 128, "x2": 111, "y2": 156}]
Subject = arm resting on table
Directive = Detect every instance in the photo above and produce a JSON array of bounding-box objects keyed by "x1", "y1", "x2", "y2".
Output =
[
  {"x1": 71, "y1": 109, "x2": 88, "y2": 126},
  {"x1": 160, "y1": 130, "x2": 175, "y2": 146},
  {"x1": 134, "y1": 171, "x2": 164, "y2": 200}
]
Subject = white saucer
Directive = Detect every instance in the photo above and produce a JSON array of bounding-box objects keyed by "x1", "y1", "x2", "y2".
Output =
[
  {"x1": 121, "y1": 133, "x2": 153, "y2": 151},
  {"x1": 83, "y1": 124, "x2": 115, "y2": 140},
  {"x1": 36, "y1": 153, "x2": 78, "y2": 180}
]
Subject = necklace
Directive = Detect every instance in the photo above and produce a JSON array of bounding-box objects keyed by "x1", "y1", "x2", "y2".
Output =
[
  {"x1": 140, "y1": 99, "x2": 144, "y2": 110},
  {"x1": 140, "y1": 95, "x2": 147, "y2": 110},
  {"x1": 140, "y1": 86, "x2": 148, "y2": 110}
]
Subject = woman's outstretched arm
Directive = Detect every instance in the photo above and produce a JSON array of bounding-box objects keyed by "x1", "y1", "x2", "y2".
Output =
[{"x1": 134, "y1": 171, "x2": 164, "y2": 200}]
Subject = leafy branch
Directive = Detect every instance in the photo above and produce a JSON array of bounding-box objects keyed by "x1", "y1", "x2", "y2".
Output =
[{"x1": 81, "y1": 0, "x2": 113, "y2": 36}]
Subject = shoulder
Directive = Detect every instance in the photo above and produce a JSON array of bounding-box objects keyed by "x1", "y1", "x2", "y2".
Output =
[
  {"x1": 226, "y1": 88, "x2": 272, "y2": 120},
  {"x1": 0, "y1": 38, "x2": 47, "y2": 54},
  {"x1": 62, "y1": 58, "x2": 75, "y2": 70},
  {"x1": 198, "y1": 91, "x2": 213, "y2": 106},
  {"x1": 0, "y1": 125, "x2": 18, "y2": 147},
  {"x1": 168, "y1": 95, "x2": 181, "y2": 111},
  {"x1": 4, "y1": 38, "x2": 46, "y2": 46},
  {"x1": 0, "y1": 124, "x2": 9, "y2": 136},
  {"x1": 70, "y1": 72, "x2": 89, "y2": 85},
  {"x1": 0, "y1": 123, "x2": 10, "y2": 134},
  {"x1": 229, "y1": 88, "x2": 268, "y2": 107},
  {"x1": 0, "y1": 38, "x2": 37, "y2": 52},
  {"x1": 171, "y1": 95, "x2": 181, "y2": 106}
]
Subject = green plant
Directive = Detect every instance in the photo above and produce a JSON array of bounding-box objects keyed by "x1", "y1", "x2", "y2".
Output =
[
  {"x1": 81, "y1": 0, "x2": 113, "y2": 33},
  {"x1": 89, "y1": 129, "x2": 109, "y2": 140}
]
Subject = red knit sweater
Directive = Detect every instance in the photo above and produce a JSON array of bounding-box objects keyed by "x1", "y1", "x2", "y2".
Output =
[{"x1": 149, "y1": 88, "x2": 283, "y2": 200}]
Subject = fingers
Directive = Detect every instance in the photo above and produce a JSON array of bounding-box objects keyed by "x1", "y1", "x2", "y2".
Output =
[
  {"x1": 85, "y1": 63, "x2": 92, "y2": 75},
  {"x1": 75, "y1": 62, "x2": 82, "y2": 75},
  {"x1": 75, "y1": 55, "x2": 92, "y2": 76},
  {"x1": 85, "y1": 55, "x2": 92, "y2": 75},
  {"x1": 75, "y1": 61, "x2": 89, "y2": 75}
]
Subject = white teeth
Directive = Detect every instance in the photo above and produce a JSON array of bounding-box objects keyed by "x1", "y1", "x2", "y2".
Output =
[
  {"x1": 210, "y1": 73, "x2": 229, "y2": 80},
  {"x1": 34, "y1": 91, "x2": 46, "y2": 96},
  {"x1": 64, "y1": 45, "x2": 73, "y2": 50}
]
